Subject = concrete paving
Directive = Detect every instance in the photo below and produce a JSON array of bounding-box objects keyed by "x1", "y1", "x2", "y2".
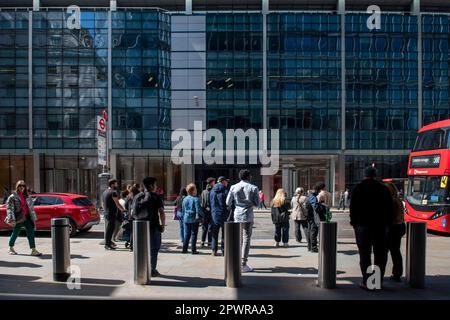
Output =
[{"x1": 0, "y1": 229, "x2": 449, "y2": 300}]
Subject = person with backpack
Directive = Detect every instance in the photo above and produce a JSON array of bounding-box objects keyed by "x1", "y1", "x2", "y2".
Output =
[
  {"x1": 306, "y1": 182, "x2": 327, "y2": 253},
  {"x1": 291, "y1": 187, "x2": 308, "y2": 243},
  {"x1": 226, "y1": 169, "x2": 260, "y2": 272},
  {"x1": 113, "y1": 189, "x2": 128, "y2": 242},
  {"x1": 182, "y1": 183, "x2": 204, "y2": 254},
  {"x1": 200, "y1": 177, "x2": 215, "y2": 247},
  {"x1": 132, "y1": 177, "x2": 166, "y2": 277},
  {"x1": 209, "y1": 176, "x2": 230, "y2": 256},
  {"x1": 271, "y1": 189, "x2": 291, "y2": 247}
]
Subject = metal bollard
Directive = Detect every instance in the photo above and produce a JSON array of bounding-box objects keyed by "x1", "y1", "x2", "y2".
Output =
[
  {"x1": 133, "y1": 220, "x2": 151, "y2": 285},
  {"x1": 51, "y1": 218, "x2": 71, "y2": 282},
  {"x1": 318, "y1": 221, "x2": 337, "y2": 289},
  {"x1": 224, "y1": 222, "x2": 242, "y2": 288},
  {"x1": 406, "y1": 221, "x2": 426, "y2": 289}
]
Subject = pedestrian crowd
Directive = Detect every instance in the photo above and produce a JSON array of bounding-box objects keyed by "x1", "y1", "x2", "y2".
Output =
[{"x1": 3, "y1": 165, "x2": 406, "y2": 291}]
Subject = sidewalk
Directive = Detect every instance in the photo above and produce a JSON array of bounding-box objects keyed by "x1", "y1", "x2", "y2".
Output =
[{"x1": 0, "y1": 235, "x2": 449, "y2": 300}]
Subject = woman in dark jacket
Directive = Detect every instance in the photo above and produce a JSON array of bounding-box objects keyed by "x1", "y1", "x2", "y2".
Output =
[
  {"x1": 385, "y1": 181, "x2": 406, "y2": 282},
  {"x1": 271, "y1": 188, "x2": 291, "y2": 248},
  {"x1": 5, "y1": 180, "x2": 42, "y2": 256}
]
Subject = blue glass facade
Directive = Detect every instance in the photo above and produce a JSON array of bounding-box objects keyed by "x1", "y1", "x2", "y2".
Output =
[
  {"x1": 112, "y1": 10, "x2": 171, "y2": 149},
  {"x1": 0, "y1": 8, "x2": 171, "y2": 150},
  {"x1": 268, "y1": 13, "x2": 341, "y2": 150},
  {"x1": 2, "y1": 3, "x2": 450, "y2": 201},
  {"x1": 422, "y1": 14, "x2": 450, "y2": 125},
  {"x1": 206, "y1": 13, "x2": 263, "y2": 130},
  {"x1": 0, "y1": 11, "x2": 29, "y2": 149},
  {"x1": 345, "y1": 13, "x2": 418, "y2": 150},
  {"x1": 32, "y1": 9, "x2": 109, "y2": 149}
]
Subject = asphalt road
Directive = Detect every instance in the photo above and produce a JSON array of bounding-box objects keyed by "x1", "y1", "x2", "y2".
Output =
[{"x1": 0, "y1": 208, "x2": 356, "y2": 241}]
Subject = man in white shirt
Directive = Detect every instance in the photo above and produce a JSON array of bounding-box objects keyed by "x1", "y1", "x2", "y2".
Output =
[{"x1": 226, "y1": 169, "x2": 260, "y2": 272}]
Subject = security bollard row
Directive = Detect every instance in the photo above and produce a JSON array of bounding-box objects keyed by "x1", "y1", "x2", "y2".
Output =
[{"x1": 50, "y1": 218, "x2": 427, "y2": 290}]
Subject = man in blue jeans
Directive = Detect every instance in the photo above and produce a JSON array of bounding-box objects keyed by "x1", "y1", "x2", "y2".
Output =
[
  {"x1": 210, "y1": 176, "x2": 230, "y2": 256},
  {"x1": 133, "y1": 176, "x2": 166, "y2": 277}
]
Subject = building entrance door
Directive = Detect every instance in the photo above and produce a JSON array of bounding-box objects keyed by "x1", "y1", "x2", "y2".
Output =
[{"x1": 296, "y1": 167, "x2": 328, "y2": 192}]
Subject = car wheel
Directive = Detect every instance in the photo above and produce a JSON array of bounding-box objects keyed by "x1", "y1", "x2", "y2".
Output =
[
  {"x1": 68, "y1": 220, "x2": 78, "y2": 237},
  {"x1": 79, "y1": 226, "x2": 92, "y2": 233}
]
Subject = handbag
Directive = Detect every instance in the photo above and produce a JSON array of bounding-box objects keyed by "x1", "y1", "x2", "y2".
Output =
[
  {"x1": 6, "y1": 209, "x2": 26, "y2": 225},
  {"x1": 173, "y1": 207, "x2": 179, "y2": 221}
]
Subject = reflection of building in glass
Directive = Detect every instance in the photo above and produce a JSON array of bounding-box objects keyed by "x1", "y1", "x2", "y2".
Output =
[
  {"x1": 1, "y1": 1, "x2": 450, "y2": 204},
  {"x1": 32, "y1": 10, "x2": 109, "y2": 149}
]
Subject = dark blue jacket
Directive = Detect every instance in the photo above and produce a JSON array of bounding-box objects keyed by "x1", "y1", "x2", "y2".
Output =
[
  {"x1": 210, "y1": 182, "x2": 229, "y2": 224},
  {"x1": 308, "y1": 192, "x2": 326, "y2": 225}
]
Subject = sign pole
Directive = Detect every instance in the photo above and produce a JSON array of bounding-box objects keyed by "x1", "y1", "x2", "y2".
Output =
[{"x1": 103, "y1": 109, "x2": 109, "y2": 174}]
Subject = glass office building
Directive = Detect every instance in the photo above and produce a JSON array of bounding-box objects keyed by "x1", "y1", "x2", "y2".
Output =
[{"x1": 0, "y1": 0, "x2": 449, "y2": 203}]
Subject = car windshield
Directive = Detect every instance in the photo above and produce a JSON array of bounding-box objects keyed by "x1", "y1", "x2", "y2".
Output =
[
  {"x1": 413, "y1": 128, "x2": 450, "y2": 152},
  {"x1": 407, "y1": 176, "x2": 450, "y2": 206}
]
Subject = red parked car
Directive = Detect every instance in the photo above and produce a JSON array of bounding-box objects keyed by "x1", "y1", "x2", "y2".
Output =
[{"x1": 0, "y1": 193, "x2": 100, "y2": 237}]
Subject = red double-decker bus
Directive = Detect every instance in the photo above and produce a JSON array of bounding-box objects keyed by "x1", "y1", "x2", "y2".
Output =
[{"x1": 404, "y1": 119, "x2": 450, "y2": 233}]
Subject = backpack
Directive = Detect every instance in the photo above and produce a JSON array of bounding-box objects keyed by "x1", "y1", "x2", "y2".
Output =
[
  {"x1": 314, "y1": 202, "x2": 327, "y2": 226},
  {"x1": 300, "y1": 197, "x2": 311, "y2": 221},
  {"x1": 271, "y1": 204, "x2": 290, "y2": 224},
  {"x1": 131, "y1": 191, "x2": 152, "y2": 221}
]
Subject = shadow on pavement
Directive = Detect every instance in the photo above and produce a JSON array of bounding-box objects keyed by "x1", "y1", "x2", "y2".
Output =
[
  {"x1": 250, "y1": 254, "x2": 301, "y2": 259},
  {"x1": 151, "y1": 274, "x2": 224, "y2": 288},
  {"x1": 37, "y1": 254, "x2": 90, "y2": 260},
  {"x1": 0, "y1": 277, "x2": 121, "y2": 299},
  {"x1": 0, "y1": 274, "x2": 41, "y2": 281},
  {"x1": 0, "y1": 261, "x2": 42, "y2": 268},
  {"x1": 80, "y1": 278, "x2": 126, "y2": 286},
  {"x1": 337, "y1": 250, "x2": 359, "y2": 256},
  {"x1": 337, "y1": 240, "x2": 356, "y2": 245},
  {"x1": 250, "y1": 245, "x2": 305, "y2": 250},
  {"x1": 235, "y1": 274, "x2": 450, "y2": 300},
  {"x1": 253, "y1": 266, "x2": 319, "y2": 275},
  {"x1": 76, "y1": 231, "x2": 104, "y2": 239},
  {"x1": 427, "y1": 230, "x2": 450, "y2": 237}
]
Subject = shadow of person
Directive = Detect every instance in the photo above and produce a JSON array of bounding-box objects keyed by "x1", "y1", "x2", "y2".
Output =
[
  {"x1": 0, "y1": 261, "x2": 42, "y2": 269},
  {"x1": 149, "y1": 274, "x2": 225, "y2": 288}
]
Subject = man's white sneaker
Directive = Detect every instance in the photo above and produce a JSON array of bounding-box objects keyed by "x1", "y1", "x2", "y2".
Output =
[
  {"x1": 283, "y1": 243, "x2": 289, "y2": 248},
  {"x1": 274, "y1": 242, "x2": 280, "y2": 247},
  {"x1": 242, "y1": 264, "x2": 253, "y2": 273},
  {"x1": 8, "y1": 247, "x2": 17, "y2": 255}
]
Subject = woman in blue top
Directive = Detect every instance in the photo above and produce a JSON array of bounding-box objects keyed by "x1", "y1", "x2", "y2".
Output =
[{"x1": 182, "y1": 183, "x2": 204, "y2": 254}]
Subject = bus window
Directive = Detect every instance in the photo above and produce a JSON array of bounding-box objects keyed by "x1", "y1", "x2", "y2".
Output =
[
  {"x1": 413, "y1": 128, "x2": 449, "y2": 152},
  {"x1": 407, "y1": 176, "x2": 426, "y2": 205},
  {"x1": 407, "y1": 176, "x2": 450, "y2": 206}
]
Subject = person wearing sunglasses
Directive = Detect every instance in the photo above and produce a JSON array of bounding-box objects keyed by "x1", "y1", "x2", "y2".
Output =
[{"x1": 4, "y1": 180, "x2": 42, "y2": 256}]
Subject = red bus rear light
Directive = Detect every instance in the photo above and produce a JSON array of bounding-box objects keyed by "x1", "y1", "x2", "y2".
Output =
[{"x1": 444, "y1": 169, "x2": 450, "y2": 175}]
